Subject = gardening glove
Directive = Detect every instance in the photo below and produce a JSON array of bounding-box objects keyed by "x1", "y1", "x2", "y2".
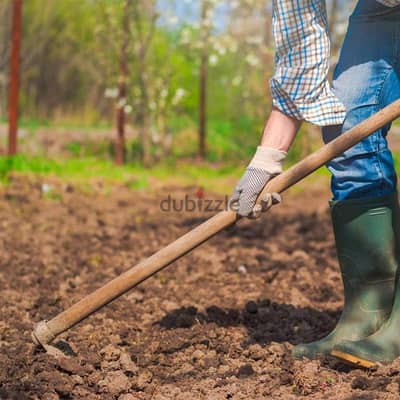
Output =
[{"x1": 229, "y1": 146, "x2": 286, "y2": 218}]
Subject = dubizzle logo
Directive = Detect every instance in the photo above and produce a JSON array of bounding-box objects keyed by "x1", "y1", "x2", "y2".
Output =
[{"x1": 160, "y1": 188, "x2": 231, "y2": 212}]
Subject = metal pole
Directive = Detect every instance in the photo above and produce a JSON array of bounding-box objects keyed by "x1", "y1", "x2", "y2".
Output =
[{"x1": 8, "y1": 0, "x2": 22, "y2": 156}]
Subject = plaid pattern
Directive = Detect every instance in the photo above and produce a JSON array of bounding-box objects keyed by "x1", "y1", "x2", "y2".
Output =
[
  {"x1": 270, "y1": 0, "x2": 400, "y2": 126},
  {"x1": 379, "y1": 0, "x2": 400, "y2": 5}
]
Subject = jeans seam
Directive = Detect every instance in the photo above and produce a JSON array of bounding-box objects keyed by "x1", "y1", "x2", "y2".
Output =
[
  {"x1": 373, "y1": 69, "x2": 394, "y2": 193},
  {"x1": 376, "y1": 69, "x2": 393, "y2": 111}
]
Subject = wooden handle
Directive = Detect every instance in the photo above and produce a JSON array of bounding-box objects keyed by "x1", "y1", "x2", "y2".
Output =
[{"x1": 32, "y1": 99, "x2": 400, "y2": 346}]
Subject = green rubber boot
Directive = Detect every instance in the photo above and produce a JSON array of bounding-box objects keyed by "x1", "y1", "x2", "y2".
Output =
[
  {"x1": 293, "y1": 193, "x2": 398, "y2": 360},
  {"x1": 332, "y1": 193, "x2": 400, "y2": 367}
]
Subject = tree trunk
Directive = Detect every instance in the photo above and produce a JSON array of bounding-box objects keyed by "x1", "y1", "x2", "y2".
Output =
[
  {"x1": 198, "y1": 0, "x2": 208, "y2": 160},
  {"x1": 8, "y1": 0, "x2": 22, "y2": 156},
  {"x1": 137, "y1": 70, "x2": 151, "y2": 167},
  {"x1": 115, "y1": 0, "x2": 130, "y2": 165},
  {"x1": 199, "y1": 51, "x2": 207, "y2": 160}
]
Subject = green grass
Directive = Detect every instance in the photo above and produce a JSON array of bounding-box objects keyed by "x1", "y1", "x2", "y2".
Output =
[
  {"x1": 0, "y1": 154, "x2": 245, "y2": 194},
  {"x1": 0, "y1": 151, "x2": 339, "y2": 199},
  {"x1": 0, "y1": 116, "x2": 112, "y2": 133}
]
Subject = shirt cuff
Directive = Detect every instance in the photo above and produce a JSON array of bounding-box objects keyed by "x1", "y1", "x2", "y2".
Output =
[{"x1": 269, "y1": 77, "x2": 346, "y2": 127}]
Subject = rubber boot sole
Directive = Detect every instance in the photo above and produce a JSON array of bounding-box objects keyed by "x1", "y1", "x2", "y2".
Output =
[{"x1": 331, "y1": 349, "x2": 377, "y2": 368}]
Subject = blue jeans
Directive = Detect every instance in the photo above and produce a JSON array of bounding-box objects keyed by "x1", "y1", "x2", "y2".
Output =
[{"x1": 322, "y1": 0, "x2": 400, "y2": 201}]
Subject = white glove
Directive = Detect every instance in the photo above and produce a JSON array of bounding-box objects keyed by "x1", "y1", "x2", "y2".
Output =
[{"x1": 230, "y1": 146, "x2": 286, "y2": 218}]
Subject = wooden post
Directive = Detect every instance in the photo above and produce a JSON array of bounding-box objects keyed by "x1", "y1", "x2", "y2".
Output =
[{"x1": 8, "y1": 0, "x2": 22, "y2": 156}]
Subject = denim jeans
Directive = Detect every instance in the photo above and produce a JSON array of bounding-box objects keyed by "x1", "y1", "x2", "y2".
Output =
[{"x1": 322, "y1": 0, "x2": 400, "y2": 200}]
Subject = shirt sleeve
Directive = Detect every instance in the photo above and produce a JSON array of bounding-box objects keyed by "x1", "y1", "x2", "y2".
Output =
[
  {"x1": 269, "y1": 0, "x2": 346, "y2": 126},
  {"x1": 377, "y1": 0, "x2": 400, "y2": 6}
]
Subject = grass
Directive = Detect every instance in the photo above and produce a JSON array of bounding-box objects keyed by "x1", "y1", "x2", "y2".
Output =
[
  {"x1": 0, "y1": 116, "x2": 112, "y2": 133},
  {"x1": 0, "y1": 154, "x2": 245, "y2": 194},
  {"x1": 0, "y1": 152, "x2": 338, "y2": 199},
  {"x1": 9, "y1": 114, "x2": 391, "y2": 196}
]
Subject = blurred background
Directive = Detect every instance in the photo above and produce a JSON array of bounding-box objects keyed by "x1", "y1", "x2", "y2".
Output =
[{"x1": 0, "y1": 0, "x2": 382, "y2": 192}]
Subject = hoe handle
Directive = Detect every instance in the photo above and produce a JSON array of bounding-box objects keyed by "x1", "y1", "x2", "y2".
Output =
[{"x1": 32, "y1": 99, "x2": 400, "y2": 346}]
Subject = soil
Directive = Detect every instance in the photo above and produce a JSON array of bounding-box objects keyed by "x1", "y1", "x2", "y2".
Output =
[{"x1": 1, "y1": 174, "x2": 400, "y2": 399}]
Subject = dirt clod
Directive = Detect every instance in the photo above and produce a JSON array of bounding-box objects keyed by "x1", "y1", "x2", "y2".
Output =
[
  {"x1": 136, "y1": 370, "x2": 153, "y2": 390},
  {"x1": 236, "y1": 364, "x2": 255, "y2": 378},
  {"x1": 245, "y1": 301, "x2": 258, "y2": 314},
  {"x1": 100, "y1": 344, "x2": 121, "y2": 361},
  {"x1": 99, "y1": 370, "x2": 132, "y2": 395},
  {"x1": 119, "y1": 352, "x2": 138, "y2": 374}
]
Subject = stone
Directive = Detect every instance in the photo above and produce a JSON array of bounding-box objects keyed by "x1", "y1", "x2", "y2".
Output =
[{"x1": 237, "y1": 265, "x2": 247, "y2": 274}]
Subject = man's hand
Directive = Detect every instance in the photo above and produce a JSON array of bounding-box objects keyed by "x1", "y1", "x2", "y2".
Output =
[{"x1": 229, "y1": 146, "x2": 286, "y2": 218}]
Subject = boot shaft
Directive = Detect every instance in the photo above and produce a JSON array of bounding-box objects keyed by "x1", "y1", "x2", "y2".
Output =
[{"x1": 330, "y1": 193, "x2": 399, "y2": 284}]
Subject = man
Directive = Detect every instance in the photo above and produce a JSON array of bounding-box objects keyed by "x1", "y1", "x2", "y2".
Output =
[{"x1": 230, "y1": 0, "x2": 400, "y2": 366}]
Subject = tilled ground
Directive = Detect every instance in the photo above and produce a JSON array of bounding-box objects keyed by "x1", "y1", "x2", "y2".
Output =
[{"x1": 1, "y1": 175, "x2": 400, "y2": 399}]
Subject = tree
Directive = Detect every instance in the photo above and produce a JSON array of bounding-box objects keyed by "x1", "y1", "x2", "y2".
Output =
[
  {"x1": 198, "y1": 0, "x2": 212, "y2": 159},
  {"x1": 8, "y1": 0, "x2": 22, "y2": 156},
  {"x1": 131, "y1": 0, "x2": 158, "y2": 167},
  {"x1": 115, "y1": 0, "x2": 131, "y2": 165},
  {"x1": 0, "y1": 2, "x2": 11, "y2": 120}
]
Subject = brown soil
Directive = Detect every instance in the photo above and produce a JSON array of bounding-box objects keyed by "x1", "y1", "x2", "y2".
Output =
[{"x1": 1, "y1": 175, "x2": 400, "y2": 399}]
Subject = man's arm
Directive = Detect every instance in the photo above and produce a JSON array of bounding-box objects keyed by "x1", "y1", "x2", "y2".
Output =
[
  {"x1": 261, "y1": 107, "x2": 301, "y2": 152},
  {"x1": 270, "y1": 0, "x2": 345, "y2": 126},
  {"x1": 231, "y1": 0, "x2": 341, "y2": 217},
  {"x1": 229, "y1": 108, "x2": 300, "y2": 218}
]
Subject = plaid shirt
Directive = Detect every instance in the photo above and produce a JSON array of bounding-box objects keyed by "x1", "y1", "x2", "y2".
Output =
[{"x1": 270, "y1": 0, "x2": 400, "y2": 126}]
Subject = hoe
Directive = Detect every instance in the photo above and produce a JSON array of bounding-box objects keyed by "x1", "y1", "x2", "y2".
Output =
[{"x1": 32, "y1": 99, "x2": 400, "y2": 356}]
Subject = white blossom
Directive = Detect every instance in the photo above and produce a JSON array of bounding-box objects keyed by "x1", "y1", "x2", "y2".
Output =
[
  {"x1": 209, "y1": 54, "x2": 219, "y2": 66},
  {"x1": 245, "y1": 53, "x2": 260, "y2": 67},
  {"x1": 117, "y1": 97, "x2": 127, "y2": 108},
  {"x1": 232, "y1": 76, "x2": 242, "y2": 86},
  {"x1": 213, "y1": 42, "x2": 227, "y2": 55},
  {"x1": 104, "y1": 87, "x2": 118, "y2": 99},
  {"x1": 246, "y1": 35, "x2": 264, "y2": 45},
  {"x1": 172, "y1": 88, "x2": 186, "y2": 105},
  {"x1": 160, "y1": 88, "x2": 169, "y2": 98},
  {"x1": 41, "y1": 183, "x2": 52, "y2": 194},
  {"x1": 180, "y1": 28, "x2": 191, "y2": 45},
  {"x1": 167, "y1": 15, "x2": 178, "y2": 26},
  {"x1": 229, "y1": 42, "x2": 238, "y2": 53}
]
